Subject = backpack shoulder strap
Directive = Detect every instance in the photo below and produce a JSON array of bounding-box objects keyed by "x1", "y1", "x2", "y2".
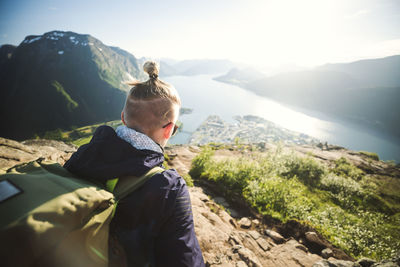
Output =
[{"x1": 111, "y1": 166, "x2": 164, "y2": 201}]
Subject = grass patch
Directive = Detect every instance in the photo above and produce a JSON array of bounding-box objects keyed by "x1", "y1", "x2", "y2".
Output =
[
  {"x1": 333, "y1": 157, "x2": 364, "y2": 181},
  {"x1": 189, "y1": 146, "x2": 400, "y2": 260},
  {"x1": 40, "y1": 120, "x2": 122, "y2": 145},
  {"x1": 183, "y1": 174, "x2": 194, "y2": 187},
  {"x1": 72, "y1": 136, "x2": 92, "y2": 146}
]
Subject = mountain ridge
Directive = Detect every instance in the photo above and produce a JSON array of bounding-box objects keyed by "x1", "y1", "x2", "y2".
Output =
[
  {"x1": 214, "y1": 55, "x2": 400, "y2": 142},
  {"x1": 0, "y1": 30, "x2": 144, "y2": 140}
]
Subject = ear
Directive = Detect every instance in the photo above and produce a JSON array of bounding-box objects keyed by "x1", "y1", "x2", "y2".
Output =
[
  {"x1": 121, "y1": 111, "x2": 126, "y2": 125},
  {"x1": 163, "y1": 123, "x2": 173, "y2": 139}
]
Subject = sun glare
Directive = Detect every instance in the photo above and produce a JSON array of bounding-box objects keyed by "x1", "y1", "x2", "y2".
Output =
[
  {"x1": 232, "y1": 0, "x2": 345, "y2": 67},
  {"x1": 140, "y1": 0, "x2": 387, "y2": 68}
]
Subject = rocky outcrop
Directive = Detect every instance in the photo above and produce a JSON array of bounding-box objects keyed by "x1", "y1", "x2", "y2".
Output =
[
  {"x1": 191, "y1": 186, "x2": 324, "y2": 266},
  {"x1": 0, "y1": 137, "x2": 76, "y2": 170}
]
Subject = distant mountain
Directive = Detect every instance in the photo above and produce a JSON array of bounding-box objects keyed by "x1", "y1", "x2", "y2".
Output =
[
  {"x1": 213, "y1": 67, "x2": 266, "y2": 87},
  {"x1": 247, "y1": 70, "x2": 362, "y2": 105},
  {"x1": 136, "y1": 57, "x2": 178, "y2": 78},
  {"x1": 0, "y1": 31, "x2": 145, "y2": 140},
  {"x1": 159, "y1": 61, "x2": 179, "y2": 77},
  {"x1": 136, "y1": 58, "x2": 238, "y2": 77},
  {"x1": 160, "y1": 59, "x2": 236, "y2": 76},
  {"x1": 244, "y1": 55, "x2": 400, "y2": 140},
  {"x1": 160, "y1": 57, "x2": 179, "y2": 66},
  {"x1": 317, "y1": 55, "x2": 400, "y2": 87}
]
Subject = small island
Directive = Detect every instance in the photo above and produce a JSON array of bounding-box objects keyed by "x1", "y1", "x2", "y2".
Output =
[{"x1": 180, "y1": 107, "x2": 193, "y2": 115}]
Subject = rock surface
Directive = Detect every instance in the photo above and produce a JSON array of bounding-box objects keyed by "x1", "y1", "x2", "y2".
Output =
[
  {"x1": 2, "y1": 139, "x2": 398, "y2": 267},
  {"x1": 265, "y1": 229, "x2": 286, "y2": 244},
  {"x1": 192, "y1": 184, "x2": 324, "y2": 266},
  {"x1": 0, "y1": 137, "x2": 76, "y2": 170}
]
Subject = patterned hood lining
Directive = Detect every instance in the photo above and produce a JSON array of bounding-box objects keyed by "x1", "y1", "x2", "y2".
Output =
[{"x1": 116, "y1": 125, "x2": 163, "y2": 154}]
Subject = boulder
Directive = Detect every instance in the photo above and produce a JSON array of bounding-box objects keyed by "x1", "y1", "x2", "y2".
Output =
[
  {"x1": 237, "y1": 247, "x2": 262, "y2": 267},
  {"x1": 265, "y1": 229, "x2": 285, "y2": 243},
  {"x1": 255, "y1": 238, "x2": 271, "y2": 252},
  {"x1": 305, "y1": 232, "x2": 326, "y2": 247},
  {"x1": 321, "y1": 248, "x2": 333, "y2": 259},
  {"x1": 248, "y1": 230, "x2": 261, "y2": 240},
  {"x1": 236, "y1": 261, "x2": 248, "y2": 267},
  {"x1": 238, "y1": 217, "x2": 252, "y2": 229}
]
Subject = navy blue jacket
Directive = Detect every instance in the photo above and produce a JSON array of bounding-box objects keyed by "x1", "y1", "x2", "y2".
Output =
[{"x1": 64, "y1": 126, "x2": 205, "y2": 267}]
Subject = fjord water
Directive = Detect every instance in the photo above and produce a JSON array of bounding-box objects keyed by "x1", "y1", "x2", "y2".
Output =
[{"x1": 166, "y1": 75, "x2": 400, "y2": 162}]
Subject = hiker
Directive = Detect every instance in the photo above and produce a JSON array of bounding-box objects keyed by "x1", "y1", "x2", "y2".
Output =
[{"x1": 64, "y1": 61, "x2": 205, "y2": 267}]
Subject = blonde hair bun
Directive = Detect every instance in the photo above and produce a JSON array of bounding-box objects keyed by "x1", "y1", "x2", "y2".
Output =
[{"x1": 143, "y1": 61, "x2": 159, "y2": 79}]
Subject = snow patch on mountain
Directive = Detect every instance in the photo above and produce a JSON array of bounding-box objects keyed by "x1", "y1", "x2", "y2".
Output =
[
  {"x1": 23, "y1": 36, "x2": 41, "y2": 44},
  {"x1": 51, "y1": 32, "x2": 65, "y2": 37}
]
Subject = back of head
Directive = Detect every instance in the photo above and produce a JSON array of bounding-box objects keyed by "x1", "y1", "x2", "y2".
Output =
[{"x1": 123, "y1": 61, "x2": 181, "y2": 134}]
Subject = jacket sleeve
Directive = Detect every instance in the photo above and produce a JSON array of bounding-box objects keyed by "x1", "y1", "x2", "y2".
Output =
[{"x1": 154, "y1": 184, "x2": 205, "y2": 267}]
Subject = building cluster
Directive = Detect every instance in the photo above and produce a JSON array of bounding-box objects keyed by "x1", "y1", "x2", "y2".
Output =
[{"x1": 189, "y1": 115, "x2": 319, "y2": 146}]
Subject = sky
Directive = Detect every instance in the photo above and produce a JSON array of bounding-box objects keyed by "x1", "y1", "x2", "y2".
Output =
[{"x1": 1, "y1": 0, "x2": 399, "y2": 68}]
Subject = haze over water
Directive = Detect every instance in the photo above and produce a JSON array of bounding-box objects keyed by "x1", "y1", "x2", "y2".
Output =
[{"x1": 167, "y1": 74, "x2": 400, "y2": 163}]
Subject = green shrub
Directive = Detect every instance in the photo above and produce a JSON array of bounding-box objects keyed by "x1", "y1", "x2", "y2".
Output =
[
  {"x1": 69, "y1": 129, "x2": 86, "y2": 139},
  {"x1": 189, "y1": 146, "x2": 400, "y2": 260},
  {"x1": 280, "y1": 154, "x2": 326, "y2": 187},
  {"x1": 183, "y1": 174, "x2": 194, "y2": 187},
  {"x1": 320, "y1": 173, "x2": 362, "y2": 196},
  {"x1": 244, "y1": 176, "x2": 290, "y2": 219},
  {"x1": 189, "y1": 146, "x2": 214, "y2": 179},
  {"x1": 42, "y1": 128, "x2": 64, "y2": 140},
  {"x1": 333, "y1": 157, "x2": 364, "y2": 180}
]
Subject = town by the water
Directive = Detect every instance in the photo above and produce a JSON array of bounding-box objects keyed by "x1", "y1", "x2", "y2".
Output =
[{"x1": 189, "y1": 115, "x2": 320, "y2": 146}]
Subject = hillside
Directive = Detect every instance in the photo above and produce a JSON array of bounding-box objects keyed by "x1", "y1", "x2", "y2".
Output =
[
  {"x1": 213, "y1": 67, "x2": 265, "y2": 87},
  {"x1": 0, "y1": 31, "x2": 145, "y2": 140},
  {"x1": 215, "y1": 55, "x2": 400, "y2": 141},
  {"x1": 317, "y1": 55, "x2": 400, "y2": 88},
  {"x1": 1, "y1": 137, "x2": 399, "y2": 266},
  {"x1": 168, "y1": 144, "x2": 400, "y2": 266}
]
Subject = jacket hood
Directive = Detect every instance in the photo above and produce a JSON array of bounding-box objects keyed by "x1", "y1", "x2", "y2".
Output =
[{"x1": 64, "y1": 126, "x2": 164, "y2": 183}]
